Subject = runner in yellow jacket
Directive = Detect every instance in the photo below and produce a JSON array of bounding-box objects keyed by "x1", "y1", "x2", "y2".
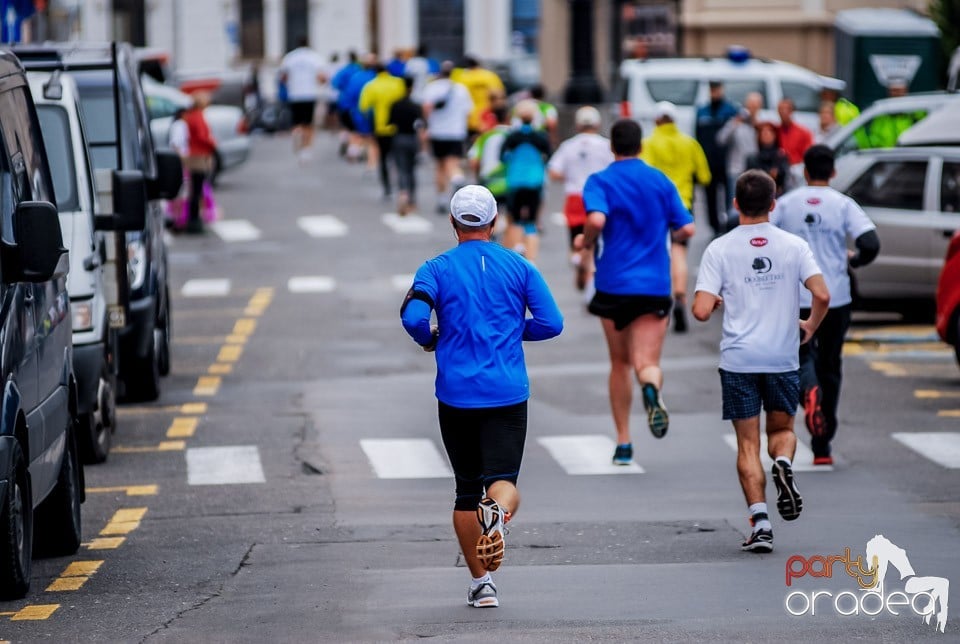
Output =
[{"x1": 640, "y1": 101, "x2": 711, "y2": 333}]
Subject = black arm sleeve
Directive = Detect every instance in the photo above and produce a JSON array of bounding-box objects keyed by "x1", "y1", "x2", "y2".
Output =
[{"x1": 849, "y1": 230, "x2": 880, "y2": 268}]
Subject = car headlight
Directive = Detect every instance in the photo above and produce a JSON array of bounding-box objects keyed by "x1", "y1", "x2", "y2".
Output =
[
  {"x1": 72, "y1": 299, "x2": 94, "y2": 332},
  {"x1": 127, "y1": 241, "x2": 147, "y2": 291}
]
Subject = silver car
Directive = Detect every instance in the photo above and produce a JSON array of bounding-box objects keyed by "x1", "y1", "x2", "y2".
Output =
[
  {"x1": 832, "y1": 145, "x2": 960, "y2": 307},
  {"x1": 142, "y1": 74, "x2": 251, "y2": 180}
]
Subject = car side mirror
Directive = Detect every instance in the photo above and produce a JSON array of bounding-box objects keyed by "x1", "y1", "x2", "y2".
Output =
[
  {"x1": 95, "y1": 170, "x2": 146, "y2": 231},
  {"x1": 1, "y1": 201, "x2": 67, "y2": 283},
  {"x1": 152, "y1": 149, "x2": 183, "y2": 199}
]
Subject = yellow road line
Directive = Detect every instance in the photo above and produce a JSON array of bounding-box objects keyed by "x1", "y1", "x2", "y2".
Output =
[
  {"x1": 208, "y1": 363, "x2": 233, "y2": 375},
  {"x1": 193, "y1": 375, "x2": 221, "y2": 396},
  {"x1": 100, "y1": 508, "x2": 147, "y2": 536},
  {"x1": 46, "y1": 561, "x2": 104, "y2": 592},
  {"x1": 918, "y1": 389, "x2": 960, "y2": 399},
  {"x1": 9, "y1": 605, "x2": 59, "y2": 620},
  {"x1": 85, "y1": 537, "x2": 125, "y2": 550},
  {"x1": 869, "y1": 361, "x2": 909, "y2": 377},
  {"x1": 181, "y1": 402, "x2": 208, "y2": 415},
  {"x1": 217, "y1": 344, "x2": 243, "y2": 363},
  {"x1": 225, "y1": 334, "x2": 250, "y2": 344},
  {"x1": 86, "y1": 485, "x2": 158, "y2": 496},
  {"x1": 113, "y1": 440, "x2": 185, "y2": 454},
  {"x1": 171, "y1": 335, "x2": 229, "y2": 345},
  {"x1": 167, "y1": 417, "x2": 198, "y2": 439},
  {"x1": 233, "y1": 318, "x2": 257, "y2": 336}
]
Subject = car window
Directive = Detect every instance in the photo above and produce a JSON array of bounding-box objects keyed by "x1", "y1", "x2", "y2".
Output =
[
  {"x1": 719, "y1": 78, "x2": 766, "y2": 108},
  {"x1": 942, "y1": 162, "x2": 960, "y2": 213},
  {"x1": 0, "y1": 123, "x2": 14, "y2": 246},
  {"x1": 644, "y1": 79, "x2": 698, "y2": 106},
  {"x1": 846, "y1": 160, "x2": 927, "y2": 210},
  {"x1": 73, "y1": 73, "x2": 143, "y2": 173},
  {"x1": 781, "y1": 81, "x2": 820, "y2": 112},
  {"x1": 35, "y1": 105, "x2": 78, "y2": 212},
  {"x1": 0, "y1": 87, "x2": 55, "y2": 205}
]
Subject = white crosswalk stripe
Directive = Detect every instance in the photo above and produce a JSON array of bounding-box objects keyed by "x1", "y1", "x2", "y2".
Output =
[
  {"x1": 287, "y1": 276, "x2": 336, "y2": 293},
  {"x1": 538, "y1": 435, "x2": 644, "y2": 474},
  {"x1": 187, "y1": 446, "x2": 266, "y2": 485},
  {"x1": 722, "y1": 434, "x2": 831, "y2": 472},
  {"x1": 297, "y1": 215, "x2": 348, "y2": 238},
  {"x1": 210, "y1": 219, "x2": 262, "y2": 242},
  {"x1": 182, "y1": 278, "x2": 231, "y2": 297},
  {"x1": 360, "y1": 438, "x2": 452, "y2": 479},
  {"x1": 892, "y1": 432, "x2": 960, "y2": 469},
  {"x1": 382, "y1": 212, "x2": 433, "y2": 234}
]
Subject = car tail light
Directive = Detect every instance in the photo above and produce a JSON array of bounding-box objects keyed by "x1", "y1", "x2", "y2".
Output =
[
  {"x1": 947, "y1": 231, "x2": 960, "y2": 262},
  {"x1": 619, "y1": 100, "x2": 631, "y2": 118},
  {"x1": 236, "y1": 116, "x2": 248, "y2": 134}
]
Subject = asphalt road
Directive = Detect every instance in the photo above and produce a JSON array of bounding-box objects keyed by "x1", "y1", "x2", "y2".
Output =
[{"x1": 2, "y1": 132, "x2": 959, "y2": 643}]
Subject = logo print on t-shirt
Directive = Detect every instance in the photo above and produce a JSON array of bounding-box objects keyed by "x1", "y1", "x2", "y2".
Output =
[
  {"x1": 806, "y1": 197, "x2": 822, "y2": 205},
  {"x1": 750, "y1": 237, "x2": 768, "y2": 247},
  {"x1": 804, "y1": 212, "x2": 822, "y2": 226},
  {"x1": 752, "y1": 257, "x2": 773, "y2": 274}
]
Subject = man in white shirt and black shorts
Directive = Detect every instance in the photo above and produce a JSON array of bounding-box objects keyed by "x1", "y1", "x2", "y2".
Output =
[
  {"x1": 771, "y1": 145, "x2": 879, "y2": 466},
  {"x1": 693, "y1": 169, "x2": 830, "y2": 553},
  {"x1": 422, "y1": 61, "x2": 474, "y2": 213},
  {"x1": 279, "y1": 37, "x2": 324, "y2": 161}
]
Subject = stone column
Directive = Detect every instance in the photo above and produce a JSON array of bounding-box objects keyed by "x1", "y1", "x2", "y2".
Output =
[
  {"x1": 264, "y1": 0, "x2": 284, "y2": 61},
  {"x1": 377, "y1": 0, "x2": 416, "y2": 57},
  {"x1": 564, "y1": 0, "x2": 602, "y2": 103},
  {"x1": 464, "y1": 0, "x2": 509, "y2": 61}
]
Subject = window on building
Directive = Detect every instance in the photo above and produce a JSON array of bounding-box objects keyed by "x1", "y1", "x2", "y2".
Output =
[
  {"x1": 112, "y1": 0, "x2": 146, "y2": 46},
  {"x1": 618, "y1": 1, "x2": 679, "y2": 60},
  {"x1": 512, "y1": 0, "x2": 539, "y2": 54},
  {"x1": 240, "y1": 0, "x2": 265, "y2": 59},
  {"x1": 419, "y1": 0, "x2": 464, "y2": 63},
  {"x1": 286, "y1": 0, "x2": 309, "y2": 52}
]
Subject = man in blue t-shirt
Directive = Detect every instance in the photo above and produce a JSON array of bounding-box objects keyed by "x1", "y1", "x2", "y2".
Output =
[
  {"x1": 576, "y1": 119, "x2": 695, "y2": 465},
  {"x1": 401, "y1": 185, "x2": 563, "y2": 608},
  {"x1": 500, "y1": 99, "x2": 550, "y2": 262}
]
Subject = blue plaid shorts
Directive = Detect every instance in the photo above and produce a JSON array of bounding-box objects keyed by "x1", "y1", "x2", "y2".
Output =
[{"x1": 719, "y1": 369, "x2": 800, "y2": 420}]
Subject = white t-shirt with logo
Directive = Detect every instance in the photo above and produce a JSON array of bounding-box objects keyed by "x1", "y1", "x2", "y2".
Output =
[
  {"x1": 696, "y1": 222, "x2": 822, "y2": 373},
  {"x1": 771, "y1": 185, "x2": 875, "y2": 309},
  {"x1": 547, "y1": 133, "x2": 614, "y2": 195},
  {"x1": 280, "y1": 47, "x2": 325, "y2": 102},
  {"x1": 421, "y1": 79, "x2": 473, "y2": 141}
]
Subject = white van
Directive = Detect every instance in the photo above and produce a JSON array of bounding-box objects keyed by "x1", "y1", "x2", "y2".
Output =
[
  {"x1": 28, "y1": 70, "x2": 146, "y2": 463},
  {"x1": 616, "y1": 51, "x2": 834, "y2": 137}
]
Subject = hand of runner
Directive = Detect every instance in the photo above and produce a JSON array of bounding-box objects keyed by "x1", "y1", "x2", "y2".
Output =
[
  {"x1": 424, "y1": 325, "x2": 440, "y2": 352},
  {"x1": 799, "y1": 318, "x2": 816, "y2": 345},
  {"x1": 712, "y1": 297, "x2": 723, "y2": 312},
  {"x1": 572, "y1": 233, "x2": 585, "y2": 251}
]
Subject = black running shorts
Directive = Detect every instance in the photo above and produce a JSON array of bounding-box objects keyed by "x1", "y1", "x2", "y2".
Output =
[
  {"x1": 438, "y1": 401, "x2": 527, "y2": 511},
  {"x1": 507, "y1": 188, "x2": 542, "y2": 224},
  {"x1": 430, "y1": 138, "x2": 464, "y2": 159},
  {"x1": 290, "y1": 100, "x2": 316, "y2": 126},
  {"x1": 588, "y1": 291, "x2": 672, "y2": 330},
  {"x1": 719, "y1": 369, "x2": 800, "y2": 420}
]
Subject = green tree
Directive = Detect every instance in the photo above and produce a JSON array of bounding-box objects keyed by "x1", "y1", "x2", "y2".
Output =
[{"x1": 929, "y1": 0, "x2": 960, "y2": 59}]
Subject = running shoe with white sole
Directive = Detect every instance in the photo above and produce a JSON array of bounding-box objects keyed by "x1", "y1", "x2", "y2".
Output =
[
  {"x1": 741, "y1": 528, "x2": 774, "y2": 553},
  {"x1": 476, "y1": 498, "x2": 506, "y2": 572},
  {"x1": 612, "y1": 443, "x2": 633, "y2": 465},
  {"x1": 771, "y1": 459, "x2": 803, "y2": 521},
  {"x1": 641, "y1": 383, "x2": 669, "y2": 438},
  {"x1": 467, "y1": 581, "x2": 499, "y2": 608}
]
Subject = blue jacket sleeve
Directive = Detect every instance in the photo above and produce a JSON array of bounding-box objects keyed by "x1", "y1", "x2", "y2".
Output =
[
  {"x1": 401, "y1": 263, "x2": 439, "y2": 346},
  {"x1": 523, "y1": 266, "x2": 563, "y2": 341}
]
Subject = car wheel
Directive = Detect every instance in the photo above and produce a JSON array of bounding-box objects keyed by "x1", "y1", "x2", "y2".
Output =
[
  {"x1": 34, "y1": 424, "x2": 83, "y2": 558},
  {"x1": 124, "y1": 323, "x2": 161, "y2": 402},
  {"x1": 0, "y1": 441, "x2": 33, "y2": 600},
  {"x1": 158, "y1": 285, "x2": 171, "y2": 377},
  {"x1": 78, "y1": 354, "x2": 116, "y2": 464}
]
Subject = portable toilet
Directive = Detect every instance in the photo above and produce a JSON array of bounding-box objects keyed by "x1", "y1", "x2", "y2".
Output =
[{"x1": 834, "y1": 8, "x2": 940, "y2": 108}]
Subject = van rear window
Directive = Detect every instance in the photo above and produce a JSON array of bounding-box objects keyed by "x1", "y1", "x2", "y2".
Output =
[
  {"x1": 645, "y1": 79, "x2": 698, "y2": 106},
  {"x1": 720, "y1": 79, "x2": 766, "y2": 108}
]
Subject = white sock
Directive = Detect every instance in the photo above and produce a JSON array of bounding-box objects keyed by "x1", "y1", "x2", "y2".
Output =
[
  {"x1": 471, "y1": 573, "x2": 492, "y2": 589},
  {"x1": 749, "y1": 502, "x2": 772, "y2": 532},
  {"x1": 775, "y1": 456, "x2": 792, "y2": 467}
]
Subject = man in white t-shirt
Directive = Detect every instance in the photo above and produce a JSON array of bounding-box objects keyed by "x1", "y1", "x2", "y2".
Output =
[
  {"x1": 547, "y1": 105, "x2": 613, "y2": 290},
  {"x1": 279, "y1": 37, "x2": 325, "y2": 160},
  {"x1": 693, "y1": 169, "x2": 830, "y2": 554},
  {"x1": 771, "y1": 144, "x2": 879, "y2": 465},
  {"x1": 422, "y1": 61, "x2": 474, "y2": 213}
]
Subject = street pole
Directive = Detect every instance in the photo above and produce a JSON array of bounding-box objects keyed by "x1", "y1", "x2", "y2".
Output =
[{"x1": 563, "y1": 0, "x2": 603, "y2": 104}]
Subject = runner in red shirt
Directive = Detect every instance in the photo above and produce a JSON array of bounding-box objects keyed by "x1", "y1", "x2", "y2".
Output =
[{"x1": 777, "y1": 98, "x2": 813, "y2": 166}]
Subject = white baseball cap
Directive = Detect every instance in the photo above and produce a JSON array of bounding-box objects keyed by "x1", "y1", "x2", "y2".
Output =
[
  {"x1": 654, "y1": 101, "x2": 678, "y2": 122},
  {"x1": 450, "y1": 184, "x2": 497, "y2": 227},
  {"x1": 575, "y1": 105, "x2": 602, "y2": 127}
]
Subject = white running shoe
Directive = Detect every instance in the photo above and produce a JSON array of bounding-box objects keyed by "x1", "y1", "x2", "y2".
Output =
[
  {"x1": 476, "y1": 498, "x2": 506, "y2": 572},
  {"x1": 467, "y1": 580, "x2": 499, "y2": 608}
]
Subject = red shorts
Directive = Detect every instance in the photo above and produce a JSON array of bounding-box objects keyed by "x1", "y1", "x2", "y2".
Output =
[{"x1": 564, "y1": 194, "x2": 587, "y2": 228}]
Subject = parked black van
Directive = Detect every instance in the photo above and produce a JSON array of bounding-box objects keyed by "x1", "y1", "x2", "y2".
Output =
[{"x1": 0, "y1": 50, "x2": 84, "y2": 600}]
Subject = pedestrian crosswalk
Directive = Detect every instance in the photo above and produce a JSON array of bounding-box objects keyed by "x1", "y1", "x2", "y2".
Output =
[
  {"x1": 538, "y1": 435, "x2": 644, "y2": 474},
  {"x1": 892, "y1": 432, "x2": 960, "y2": 469},
  {"x1": 179, "y1": 274, "x2": 412, "y2": 297}
]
